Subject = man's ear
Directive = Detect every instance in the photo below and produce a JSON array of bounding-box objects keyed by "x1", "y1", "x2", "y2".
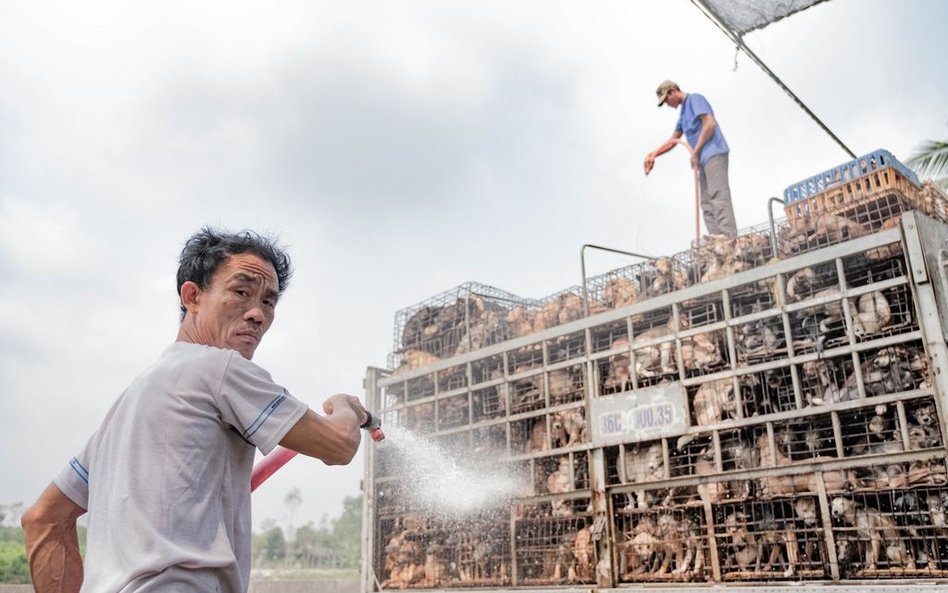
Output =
[{"x1": 180, "y1": 281, "x2": 202, "y2": 315}]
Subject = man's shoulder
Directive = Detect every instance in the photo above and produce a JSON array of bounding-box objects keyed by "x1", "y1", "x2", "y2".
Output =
[{"x1": 685, "y1": 93, "x2": 713, "y2": 111}]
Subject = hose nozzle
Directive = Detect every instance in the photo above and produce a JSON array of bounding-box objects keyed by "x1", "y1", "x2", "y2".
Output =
[{"x1": 360, "y1": 410, "x2": 385, "y2": 442}]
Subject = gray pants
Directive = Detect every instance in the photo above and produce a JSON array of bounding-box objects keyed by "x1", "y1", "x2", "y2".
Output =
[{"x1": 699, "y1": 154, "x2": 738, "y2": 237}]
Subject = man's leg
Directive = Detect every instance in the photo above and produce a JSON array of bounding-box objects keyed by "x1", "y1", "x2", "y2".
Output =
[{"x1": 699, "y1": 154, "x2": 738, "y2": 237}]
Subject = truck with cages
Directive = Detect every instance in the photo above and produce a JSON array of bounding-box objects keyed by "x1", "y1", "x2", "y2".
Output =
[{"x1": 360, "y1": 150, "x2": 948, "y2": 592}]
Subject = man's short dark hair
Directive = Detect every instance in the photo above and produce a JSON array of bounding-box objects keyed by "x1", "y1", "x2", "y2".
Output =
[{"x1": 176, "y1": 227, "x2": 293, "y2": 319}]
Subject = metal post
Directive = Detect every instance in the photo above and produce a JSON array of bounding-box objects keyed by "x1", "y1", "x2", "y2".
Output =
[
  {"x1": 580, "y1": 244, "x2": 652, "y2": 317},
  {"x1": 768, "y1": 196, "x2": 785, "y2": 255}
]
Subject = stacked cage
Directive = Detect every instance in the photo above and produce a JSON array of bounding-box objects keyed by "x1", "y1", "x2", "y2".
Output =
[{"x1": 366, "y1": 210, "x2": 948, "y2": 589}]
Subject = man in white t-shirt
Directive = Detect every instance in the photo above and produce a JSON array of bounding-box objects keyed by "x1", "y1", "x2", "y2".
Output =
[{"x1": 21, "y1": 227, "x2": 368, "y2": 593}]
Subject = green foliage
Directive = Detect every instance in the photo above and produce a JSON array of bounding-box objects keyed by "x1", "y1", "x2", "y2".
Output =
[
  {"x1": 261, "y1": 527, "x2": 286, "y2": 562},
  {"x1": 0, "y1": 540, "x2": 30, "y2": 584},
  {"x1": 252, "y1": 494, "x2": 363, "y2": 570},
  {"x1": 0, "y1": 528, "x2": 28, "y2": 584},
  {"x1": 330, "y1": 495, "x2": 363, "y2": 568},
  {"x1": 908, "y1": 136, "x2": 948, "y2": 190}
]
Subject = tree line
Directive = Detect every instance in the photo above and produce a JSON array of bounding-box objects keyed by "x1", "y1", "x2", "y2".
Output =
[{"x1": 0, "y1": 494, "x2": 362, "y2": 583}]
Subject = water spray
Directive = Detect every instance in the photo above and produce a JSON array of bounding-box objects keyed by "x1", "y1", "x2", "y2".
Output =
[{"x1": 250, "y1": 410, "x2": 384, "y2": 492}]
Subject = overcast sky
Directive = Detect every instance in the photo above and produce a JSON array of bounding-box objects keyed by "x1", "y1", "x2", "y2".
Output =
[{"x1": 1, "y1": 0, "x2": 946, "y2": 531}]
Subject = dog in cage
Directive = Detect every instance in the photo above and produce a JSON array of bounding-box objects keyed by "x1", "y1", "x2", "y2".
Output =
[
  {"x1": 649, "y1": 256, "x2": 688, "y2": 296},
  {"x1": 572, "y1": 525, "x2": 595, "y2": 581},
  {"x1": 690, "y1": 375, "x2": 758, "y2": 428},
  {"x1": 512, "y1": 364, "x2": 545, "y2": 413},
  {"x1": 631, "y1": 317, "x2": 679, "y2": 377},
  {"x1": 724, "y1": 435, "x2": 759, "y2": 500},
  {"x1": 455, "y1": 295, "x2": 509, "y2": 355},
  {"x1": 723, "y1": 512, "x2": 759, "y2": 573},
  {"x1": 830, "y1": 497, "x2": 915, "y2": 571},
  {"x1": 381, "y1": 530, "x2": 426, "y2": 589},
  {"x1": 547, "y1": 456, "x2": 574, "y2": 516},
  {"x1": 834, "y1": 531, "x2": 861, "y2": 574},
  {"x1": 910, "y1": 401, "x2": 943, "y2": 446},
  {"x1": 393, "y1": 349, "x2": 440, "y2": 376},
  {"x1": 783, "y1": 214, "x2": 868, "y2": 256},
  {"x1": 755, "y1": 505, "x2": 800, "y2": 577},
  {"x1": 548, "y1": 367, "x2": 578, "y2": 406},
  {"x1": 695, "y1": 447, "x2": 726, "y2": 505},
  {"x1": 603, "y1": 276, "x2": 639, "y2": 309},
  {"x1": 696, "y1": 236, "x2": 760, "y2": 283},
  {"x1": 603, "y1": 321, "x2": 676, "y2": 384},
  {"x1": 758, "y1": 429, "x2": 856, "y2": 497},
  {"x1": 851, "y1": 291, "x2": 893, "y2": 338},
  {"x1": 533, "y1": 291, "x2": 585, "y2": 333},
  {"x1": 472, "y1": 538, "x2": 505, "y2": 582},
  {"x1": 925, "y1": 492, "x2": 948, "y2": 568},
  {"x1": 656, "y1": 513, "x2": 705, "y2": 577},
  {"x1": 785, "y1": 266, "x2": 832, "y2": 302},
  {"x1": 551, "y1": 408, "x2": 586, "y2": 448},
  {"x1": 620, "y1": 526, "x2": 663, "y2": 576},
  {"x1": 420, "y1": 542, "x2": 448, "y2": 587},
  {"x1": 623, "y1": 442, "x2": 665, "y2": 509},
  {"x1": 528, "y1": 417, "x2": 549, "y2": 453},
  {"x1": 506, "y1": 305, "x2": 536, "y2": 338},
  {"x1": 680, "y1": 330, "x2": 723, "y2": 372},
  {"x1": 735, "y1": 317, "x2": 784, "y2": 360},
  {"x1": 804, "y1": 347, "x2": 922, "y2": 406},
  {"x1": 447, "y1": 531, "x2": 505, "y2": 583}
]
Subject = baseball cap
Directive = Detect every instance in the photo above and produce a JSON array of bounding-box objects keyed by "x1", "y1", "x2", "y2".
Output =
[{"x1": 656, "y1": 80, "x2": 679, "y2": 106}]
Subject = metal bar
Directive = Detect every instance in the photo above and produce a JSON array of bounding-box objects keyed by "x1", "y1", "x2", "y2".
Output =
[
  {"x1": 768, "y1": 196, "x2": 785, "y2": 255},
  {"x1": 691, "y1": 0, "x2": 857, "y2": 159},
  {"x1": 579, "y1": 243, "x2": 652, "y2": 317}
]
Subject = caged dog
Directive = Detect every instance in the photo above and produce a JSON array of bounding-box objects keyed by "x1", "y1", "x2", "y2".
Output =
[
  {"x1": 723, "y1": 512, "x2": 759, "y2": 573},
  {"x1": 757, "y1": 428, "x2": 857, "y2": 496},
  {"x1": 677, "y1": 377, "x2": 757, "y2": 450},
  {"x1": 695, "y1": 234, "x2": 769, "y2": 283},
  {"x1": 925, "y1": 492, "x2": 948, "y2": 568},
  {"x1": 647, "y1": 256, "x2": 688, "y2": 296},
  {"x1": 802, "y1": 346, "x2": 923, "y2": 406},
  {"x1": 657, "y1": 513, "x2": 706, "y2": 576},
  {"x1": 830, "y1": 497, "x2": 915, "y2": 571},
  {"x1": 551, "y1": 408, "x2": 586, "y2": 448},
  {"x1": 624, "y1": 442, "x2": 665, "y2": 509},
  {"x1": 756, "y1": 505, "x2": 800, "y2": 577},
  {"x1": 602, "y1": 276, "x2": 639, "y2": 309},
  {"x1": 547, "y1": 456, "x2": 574, "y2": 515},
  {"x1": 572, "y1": 525, "x2": 595, "y2": 581},
  {"x1": 782, "y1": 214, "x2": 868, "y2": 256}
]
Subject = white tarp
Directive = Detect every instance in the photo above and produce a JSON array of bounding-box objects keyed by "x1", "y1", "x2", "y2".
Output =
[{"x1": 697, "y1": 0, "x2": 829, "y2": 36}]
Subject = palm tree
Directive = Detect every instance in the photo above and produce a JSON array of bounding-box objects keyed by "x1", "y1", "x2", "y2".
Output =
[{"x1": 907, "y1": 137, "x2": 948, "y2": 190}]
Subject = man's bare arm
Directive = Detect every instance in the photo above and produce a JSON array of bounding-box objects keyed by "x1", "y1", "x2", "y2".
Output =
[
  {"x1": 690, "y1": 113, "x2": 717, "y2": 169},
  {"x1": 644, "y1": 130, "x2": 683, "y2": 174},
  {"x1": 279, "y1": 393, "x2": 365, "y2": 465},
  {"x1": 22, "y1": 483, "x2": 86, "y2": 593}
]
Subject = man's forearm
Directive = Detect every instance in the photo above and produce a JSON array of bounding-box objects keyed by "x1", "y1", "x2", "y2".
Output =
[
  {"x1": 693, "y1": 115, "x2": 716, "y2": 158},
  {"x1": 22, "y1": 483, "x2": 86, "y2": 593},
  {"x1": 24, "y1": 519, "x2": 84, "y2": 593}
]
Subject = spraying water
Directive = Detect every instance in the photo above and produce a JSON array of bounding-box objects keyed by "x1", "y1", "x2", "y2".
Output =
[{"x1": 379, "y1": 425, "x2": 530, "y2": 516}]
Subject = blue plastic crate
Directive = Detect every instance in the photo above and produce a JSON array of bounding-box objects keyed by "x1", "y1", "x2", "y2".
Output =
[{"x1": 783, "y1": 149, "x2": 920, "y2": 204}]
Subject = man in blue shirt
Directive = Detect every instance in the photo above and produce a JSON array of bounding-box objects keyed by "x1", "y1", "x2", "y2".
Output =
[{"x1": 644, "y1": 80, "x2": 738, "y2": 237}]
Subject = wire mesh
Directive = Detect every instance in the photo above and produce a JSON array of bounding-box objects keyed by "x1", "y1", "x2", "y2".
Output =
[
  {"x1": 514, "y1": 506, "x2": 595, "y2": 585},
  {"x1": 391, "y1": 282, "x2": 536, "y2": 368},
  {"x1": 613, "y1": 502, "x2": 711, "y2": 582},
  {"x1": 715, "y1": 498, "x2": 828, "y2": 580}
]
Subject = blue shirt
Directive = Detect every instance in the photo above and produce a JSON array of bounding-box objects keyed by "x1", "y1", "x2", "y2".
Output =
[{"x1": 675, "y1": 93, "x2": 729, "y2": 166}]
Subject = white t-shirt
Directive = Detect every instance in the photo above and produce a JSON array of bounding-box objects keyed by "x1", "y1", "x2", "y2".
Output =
[{"x1": 55, "y1": 342, "x2": 309, "y2": 593}]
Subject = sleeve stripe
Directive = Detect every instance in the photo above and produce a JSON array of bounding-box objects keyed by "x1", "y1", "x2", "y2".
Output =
[
  {"x1": 242, "y1": 393, "x2": 288, "y2": 440},
  {"x1": 69, "y1": 457, "x2": 90, "y2": 484}
]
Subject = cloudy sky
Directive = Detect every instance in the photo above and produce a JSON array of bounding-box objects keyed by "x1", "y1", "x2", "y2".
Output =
[{"x1": 1, "y1": 0, "x2": 946, "y2": 530}]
